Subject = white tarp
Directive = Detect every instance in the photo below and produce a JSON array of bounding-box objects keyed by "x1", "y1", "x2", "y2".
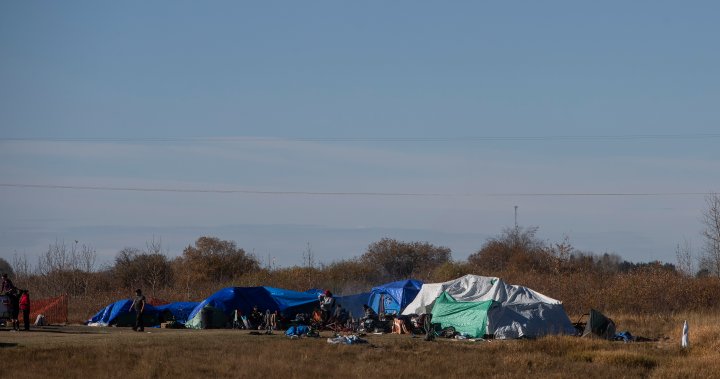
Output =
[{"x1": 402, "y1": 274, "x2": 576, "y2": 339}]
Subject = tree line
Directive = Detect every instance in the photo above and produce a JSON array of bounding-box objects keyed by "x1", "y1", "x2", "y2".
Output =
[{"x1": 2, "y1": 193, "x2": 719, "y2": 320}]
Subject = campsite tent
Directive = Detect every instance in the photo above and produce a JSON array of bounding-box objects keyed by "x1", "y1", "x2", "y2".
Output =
[
  {"x1": 402, "y1": 274, "x2": 575, "y2": 339},
  {"x1": 335, "y1": 292, "x2": 371, "y2": 319},
  {"x1": 87, "y1": 299, "x2": 159, "y2": 327},
  {"x1": 582, "y1": 309, "x2": 616, "y2": 339},
  {"x1": 87, "y1": 300, "x2": 200, "y2": 327},
  {"x1": 185, "y1": 286, "x2": 321, "y2": 329},
  {"x1": 367, "y1": 279, "x2": 422, "y2": 315}
]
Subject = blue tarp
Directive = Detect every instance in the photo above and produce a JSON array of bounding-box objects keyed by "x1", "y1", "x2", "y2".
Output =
[
  {"x1": 185, "y1": 286, "x2": 321, "y2": 329},
  {"x1": 87, "y1": 299, "x2": 160, "y2": 327},
  {"x1": 285, "y1": 325, "x2": 311, "y2": 337},
  {"x1": 368, "y1": 279, "x2": 422, "y2": 315},
  {"x1": 155, "y1": 301, "x2": 199, "y2": 324},
  {"x1": 335, "y1": 292, "x2": 371, "y2": 318}
]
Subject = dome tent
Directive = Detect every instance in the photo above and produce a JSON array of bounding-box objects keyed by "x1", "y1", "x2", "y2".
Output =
[
  {"x1": 87, "y1": 300, "x2": 199, "y2": 327},
  {"x1": 367, "y1": 279, "x2": 422, "y2": 315},
  {"x1": 403, "y1": 274, "x2": 575, "y2": 339}
]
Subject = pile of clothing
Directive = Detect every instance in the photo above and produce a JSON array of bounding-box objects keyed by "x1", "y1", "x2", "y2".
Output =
[{"x1": 327, "y1": 334, "x2": 368, "y2": 345}]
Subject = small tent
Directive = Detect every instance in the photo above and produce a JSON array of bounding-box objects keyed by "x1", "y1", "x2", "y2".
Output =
[
  {"x1": 403, "y1": 274, "x2": 575, "y2": 339},
  {"x1": 582, "y1": 309, "x2": 616, "y2": 339},
  {"x1": 368, "y1": 279, "x2": 422, "y2": 315},
  {"x1": 185, "y1": 286, "x2": 321, "y2": 329}
]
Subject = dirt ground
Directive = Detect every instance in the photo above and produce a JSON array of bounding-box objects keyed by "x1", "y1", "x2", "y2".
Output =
[{"x1": 0, "y1": 323, "x2": 713, "y2": 379}]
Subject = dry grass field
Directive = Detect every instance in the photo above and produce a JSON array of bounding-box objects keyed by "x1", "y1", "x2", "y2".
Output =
[{"x1": 3, "y1": 312, "x2": 719, "y2": 379}]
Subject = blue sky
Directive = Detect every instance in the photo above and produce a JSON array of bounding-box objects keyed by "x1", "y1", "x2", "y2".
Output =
[{"x1": 1, "y1": 1, "x2": 718, "y2": 267}]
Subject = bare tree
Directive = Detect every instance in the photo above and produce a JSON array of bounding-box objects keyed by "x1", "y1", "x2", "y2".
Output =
[
  {"x1": 12, "y1": 253, "x2": 29, "y2": 281},
  {"x1": 700, "y1": 193, "x2": 720, "y2": 276},
  {"x1": 0, "y1": 257, "x2": 14, "y2": 278},
  {"x1": 143, "y1": 237, "x2": 172, "y2": 298},
  {"x1": 76, "y1": 243, "x2": 97, "y2": 296},
  {"x1": 34, "y1": 240, "x2": 98, "y2": 296},
  {"x1": 675, "y1": 239, "x2": 694, "y2": 277},
  {"x1": 302, "y1": 242, "x2": 315, "y2": 268}
]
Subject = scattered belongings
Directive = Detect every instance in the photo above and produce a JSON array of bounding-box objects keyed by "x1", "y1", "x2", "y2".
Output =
[
  {"x1": 391, "y1": 318, "x2": 410, "y2": 334},
  {"x1": 613, "y1": 331, "x2": 633, "y2": 342},
  {"x1": 285, "y1": 325, "x2": 311, "y2": 337},
  {"x1": 327, "y1": 334, "x2": 368, "y2": 345},
  {"x1": 160, "y1": 321, "x2": 184, "y2": 329},
  {"x1": 34, "y1": 314, "x2": 47, "y2": 326},
  {"x1": 285, "y1": 325, "x2": 319, "y2": 338}
]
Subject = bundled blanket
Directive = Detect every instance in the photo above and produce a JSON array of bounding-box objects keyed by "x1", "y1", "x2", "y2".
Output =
[{"x1": 327, "y1": 335, "x2": 368, "y2": 345}]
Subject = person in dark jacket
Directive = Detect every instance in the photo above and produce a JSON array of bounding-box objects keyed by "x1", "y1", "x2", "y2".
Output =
[
  {"x1": 9, "y1": 288, "x2": 20, "y2": 331},
  {"x1": 1, "y1": 273, "x2": 15, "y2": 295},
  {"x1": 129, "y1": 289, "x2": 146, "y2": 332},
  {"x1": 249, "y1": 305, "x2": 263, "y2": 329}
]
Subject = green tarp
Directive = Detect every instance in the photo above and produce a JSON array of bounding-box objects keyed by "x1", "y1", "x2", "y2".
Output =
[{"x1": 430, "y1": 292, "x2": 495, "y2": 338}]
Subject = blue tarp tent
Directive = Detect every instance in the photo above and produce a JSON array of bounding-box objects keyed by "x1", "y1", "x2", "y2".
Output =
[
  {"x1": 87, "y1": 299, "x2": 160, "y2": 327},
  {"x1": 335, "y1": 292, "x2": 371, "y2": 318},
  {"x1": 368, "y1": 279, "x2": 422, "y2": 315},
  {"x1": 185, "y1": 286, "x2": 321, "y2": 329},
  {"x1": 155, "y1": 302, "x2": 199, "y2": 324}
]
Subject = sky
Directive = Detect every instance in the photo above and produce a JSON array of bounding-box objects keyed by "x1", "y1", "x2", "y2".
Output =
[{"x1": 1, "y1": 1, "x2": 718, "y2": 268}]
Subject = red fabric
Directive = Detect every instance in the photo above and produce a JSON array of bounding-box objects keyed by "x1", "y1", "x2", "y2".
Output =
[{"x1": 19, "y1": 293, "x2": 30, "y2": 310}]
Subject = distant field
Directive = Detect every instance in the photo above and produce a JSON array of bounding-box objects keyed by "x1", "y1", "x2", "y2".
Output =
[{"x1": 4, "y1": 312, "x2": 719, "y2": 378}]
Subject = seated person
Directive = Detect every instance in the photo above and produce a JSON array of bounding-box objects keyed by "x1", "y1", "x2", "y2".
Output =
[
  {"x1": 249, "y1": 305, "x2": 264, "y2": 329},
  {"x1": 332, "y1": 304, "x2": 349, "y2": 325},
  {"x1": 361, "y1": 304, "x2": 378, "y2": 321},
  {"x1": 318, "y1": 290, "x2": 335, "y2": 323}
]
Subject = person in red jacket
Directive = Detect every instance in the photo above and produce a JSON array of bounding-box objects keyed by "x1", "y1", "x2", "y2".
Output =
[{"x1": 19, "y1": 289, "x2": 30, "y2": 331}]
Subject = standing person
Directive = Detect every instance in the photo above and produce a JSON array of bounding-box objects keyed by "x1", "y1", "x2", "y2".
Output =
[
  {"x1": 129, "y1": 289, "x2": 146, "y2": 332},
  {"x1": 9, "y1": 288, "x2": 20, "y2": 331},
  {"x1": 1, "y1": 273, "x2": 15, "y2": 294},
  {"x1": 19, "y1": 289, "x2": 30, "y2": 331}
]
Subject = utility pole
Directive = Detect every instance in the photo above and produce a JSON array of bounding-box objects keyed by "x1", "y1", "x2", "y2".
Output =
[{"x1": 514, "y1": 206, "x2": 519, "y2": 231}]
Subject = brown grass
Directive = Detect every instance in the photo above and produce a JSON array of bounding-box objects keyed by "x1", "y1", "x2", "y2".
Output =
[{"x1": 5, "y1": 312, "x2": 719, "y2": 379}]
